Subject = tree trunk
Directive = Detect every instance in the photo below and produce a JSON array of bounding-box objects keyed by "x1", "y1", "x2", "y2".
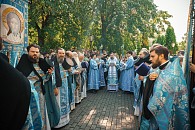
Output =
[
  {"x1": 35, "y1": 23, "x2": 44, "y2": 46},
  {"x1": 101, "y1": 14, "x2": 107, "y2": 49}
]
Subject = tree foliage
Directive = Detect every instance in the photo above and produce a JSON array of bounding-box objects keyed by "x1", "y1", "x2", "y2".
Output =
[
  {"x1": 28, "y1": 0, "x2": 172, "y2": 54},
  {"x1": 178, "y1": 33, "x2": 187, "y2": 51},
  {"x1": 165, "y1": 26, "x2": 177, "y2": 54},
  {"x1": 156, "y1": 35, "x2": 166, "y2": 45}
]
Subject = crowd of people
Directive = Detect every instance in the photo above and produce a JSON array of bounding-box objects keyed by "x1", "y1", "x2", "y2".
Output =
[{"x1": 0, "y1": 38, "x2": 194, "y2": 129}]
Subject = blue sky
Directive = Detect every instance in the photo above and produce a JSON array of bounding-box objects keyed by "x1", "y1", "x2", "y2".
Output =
[{"x1": 153, "y1": 0, "x2": 190, "y2": 42}]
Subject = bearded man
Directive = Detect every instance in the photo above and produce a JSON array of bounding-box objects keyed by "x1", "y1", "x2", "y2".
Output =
[
  {"x1": 79, "y1": 53, "x2": 88, "y2": 99},
  {"x1": 52, "y1": 48, "x2": 70, "y2": 128},
  {"x1": 140, "y1": 45, "x2": 190, "y2": 130},
  {"x1": 133, "y1": 48, "x2": 149, "y2": 116},
  {"x1": 16, "y1": 44, "x2": 54, "y2": 130},
  {"x1": 64, "y1": 51, "x2": 78, "y2": 110}
]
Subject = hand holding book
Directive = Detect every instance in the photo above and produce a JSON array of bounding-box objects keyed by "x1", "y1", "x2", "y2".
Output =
[{"x1": 135, "y1": 63, "x2": 150, "y2": 76}]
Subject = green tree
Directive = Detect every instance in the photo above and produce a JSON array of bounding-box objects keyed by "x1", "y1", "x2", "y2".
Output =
[
  {"x1": 156, "y1": 35, "x2": 166, "y2": 45},
  {"x1": 28, "y1": 0, "x2": 93, "y2": 52},
  {"x1": 92, "y1": 0, "x2": 159, "y2": 53},
  {"x1": 165, "y1": 26, "x2": 177, "y2": 54},
  {"x1": 153, "y1": 10, "x2": 172, "y2": 33},
  {"x1": 178, "y1": 33, "x2": 187, "y2": 51},
  {"x1": 28, "y1": 0, "x2": 172, "y2": 54}
]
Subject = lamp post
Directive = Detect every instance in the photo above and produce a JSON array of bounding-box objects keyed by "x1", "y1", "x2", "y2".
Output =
[
  {"x1": 171, "y1": 42, "x2": 175, "y2": 55},
  {"x1": 89, "y1": 35, "x2": 94, "y2": 50}
]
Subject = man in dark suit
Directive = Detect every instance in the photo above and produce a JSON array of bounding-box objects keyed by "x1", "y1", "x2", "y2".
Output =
[{"x1": 0, "y1": 37, "x2": 31, "y2": 130}]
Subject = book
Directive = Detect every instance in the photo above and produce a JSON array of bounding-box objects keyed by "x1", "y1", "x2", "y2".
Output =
[{"x1": 135, "y1": 62, "x2": 150, "y2": 76}]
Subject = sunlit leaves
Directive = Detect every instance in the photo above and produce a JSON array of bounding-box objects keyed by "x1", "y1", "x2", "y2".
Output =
[{"x1": 28, "y1": 0, "x2": 172, "y2": 53}]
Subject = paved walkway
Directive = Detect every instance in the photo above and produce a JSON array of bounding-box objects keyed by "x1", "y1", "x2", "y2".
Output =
[{"x1": 58, "y1": 88, "x2": 139, "y2": 130}]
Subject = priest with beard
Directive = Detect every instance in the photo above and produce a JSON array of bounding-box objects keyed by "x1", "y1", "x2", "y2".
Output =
[
  {"x1": 140, "y1": 45, "x2": 190, "y2": 130},
  {"x1": 133, "y1": 49, "x2": 149, "y2": 116},
  {"x1": 79, "y1": 53, "x2": 88, "y2": 99},
  {"x1": 52, "y1": 48, "x2": 71, "y2": 128},
  {"x1": 16, "y1": 44, "x2": 56, "y2": 130},
  {"x1": 65, "y1": 51, "x2": 78, "y2": 110},
  {"x1": 72, "y1": 52, "x2": 82, "y2": 103},
  {"x1": 0, "y1": 37, "x2": 31, "y2": 130}
]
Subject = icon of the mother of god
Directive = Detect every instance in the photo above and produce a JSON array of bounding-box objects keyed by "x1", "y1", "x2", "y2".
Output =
[{"x1": 6, "y1": 12, "x2": 21, "y2": 42}]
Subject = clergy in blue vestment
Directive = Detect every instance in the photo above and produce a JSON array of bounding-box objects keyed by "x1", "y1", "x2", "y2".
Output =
[
  {"x1": 106, "y1": 53, "x2": 119, "y2": 91},
  {"x1": 101, "y1": 53, "x2": 108, "y2": 86},
  {"x1": 79, "y1": 54, "x2": 88, "y2": 99},
  {"x1": 16, "y1": 44, "x2": 54, "y2": 130},
  {"x1": 118, "y1": 57, "x2": 126, "y2": 89},
  {"x1": 64, "y1": 51, "x2": 77, "y2": 110},
  {"x1": 72, "y1": 52, "x2": 82, "y2": 104},
  {"x1": 99, "y1": 55, "x2": 106, "y2": 88},
  {"x1": 88, "y1": 54, "x2": 99, "y2": 93},
  {"x1": 120, "y1": 51, "x2": 135, "y2": 92},
  {"x1": 80, "y1": 66, "x2": 88, "y2": 98},
  {"x1": 133, "y1": 49, "x2": 149, "y2": 116},
  {"x1": 53, "y1": 48, "x2": 70, "y2": 128},
  {"x1": 140, "y1": 45, "x2": 190, "y2": 130}
]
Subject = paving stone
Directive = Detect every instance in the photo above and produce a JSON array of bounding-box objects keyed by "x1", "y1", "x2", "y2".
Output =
[
  {"x1": 84, "y1": 126, "x2": 91, "y2": 130},
  {"x1": 57, "y1": 88, "x2": 138, "y2": 130},
  {"x1": 95, "y1": 127, "x2": 101, "y2": 130},
  {"x1": 80, "y1": 124, "x2": 87, "y2": 129}
]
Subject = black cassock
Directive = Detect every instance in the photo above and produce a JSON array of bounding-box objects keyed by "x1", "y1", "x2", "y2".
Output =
[{"x1": 0, "y1": 53, "x2": 31, "y2": 130}]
